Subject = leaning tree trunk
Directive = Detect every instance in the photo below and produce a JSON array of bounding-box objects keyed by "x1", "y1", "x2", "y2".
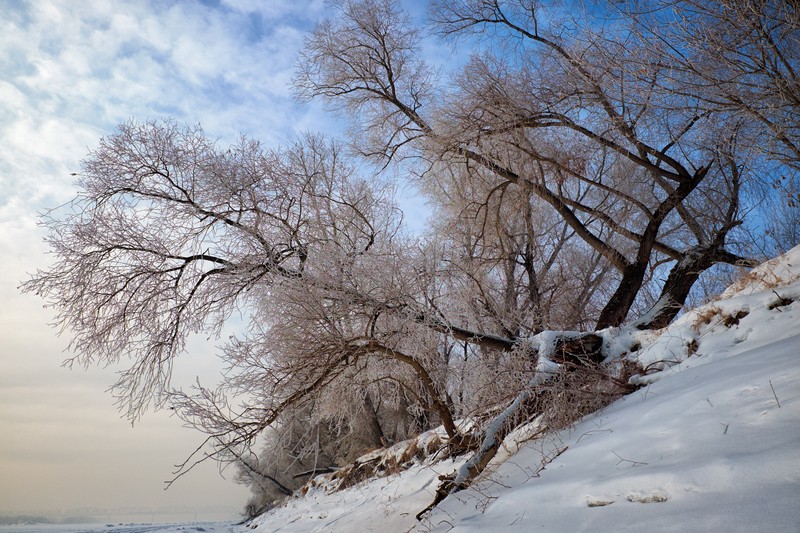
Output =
[
  {"x1": 595, "y1": 168, "x2": 707, "y2": 330},
  {"x1": 636, "y1": 243, "x2": 758, "y2": 330},
  {"x1": 595, "y1": 260, "x2": 650, "y2": 330}
]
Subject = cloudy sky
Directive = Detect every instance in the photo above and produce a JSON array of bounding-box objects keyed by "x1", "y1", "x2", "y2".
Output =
[{"x1": 0, "y1": 0, "x2": 430, "y2": 520}]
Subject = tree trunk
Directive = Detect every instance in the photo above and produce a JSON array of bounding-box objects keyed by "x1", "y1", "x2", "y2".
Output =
[
  {"x1": 363, "y1": 392, "x2": 389, "y2": 448},
  {"x1": 636, "y1": 245, "x2": 756, "y2": 330},
  {"x1": 417, "y1": 331, "x2": 630, "y2": 520},
  {"x1": 596, "y1": 168, "x2": 708, "y2": 330},
  {"x1": 595, "y1": 261, "x2": 649, "y2": 330},
  {"x1": 364, "y1": 341, "x2": 461, "y2": 441}
]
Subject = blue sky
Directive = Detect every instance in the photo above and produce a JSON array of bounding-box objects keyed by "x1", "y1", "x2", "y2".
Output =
[{"x1": 0, "y1": 0, "x2": 431, "y2": 519}]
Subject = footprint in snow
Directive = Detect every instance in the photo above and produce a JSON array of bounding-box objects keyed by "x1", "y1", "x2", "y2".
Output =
[{"x1": 734, "y1": 327, "x2": 753, "y2": 343}]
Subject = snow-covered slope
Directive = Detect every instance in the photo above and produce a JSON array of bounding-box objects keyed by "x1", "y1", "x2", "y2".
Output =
[{"x1": 250, "y1": 247, "x2": 800, "y2": 533}]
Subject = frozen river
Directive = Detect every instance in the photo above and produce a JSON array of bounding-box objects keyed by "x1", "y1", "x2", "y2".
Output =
[{"x1": 0, "y1": 523, "x2": 242, "y2": 533}]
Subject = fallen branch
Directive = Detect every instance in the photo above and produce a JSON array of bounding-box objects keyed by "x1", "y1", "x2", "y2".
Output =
[
  {"x1": 416, "y1": 331, "x2": 635, "y2": 520},
  {"x1": 416, "y1": 358, "x2": 558, "y2": 520},
  {"x1": 769, "y1": 380, "x2": 781, "y2": 408}
]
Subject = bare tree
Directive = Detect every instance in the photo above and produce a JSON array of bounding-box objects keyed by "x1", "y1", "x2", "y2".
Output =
[
  {"x1": 619, "y1": 0, "x2": 800, "y2": 257},
  {"x1": 24, "y1": 122, "x2": 378, "y2": 415},
  {"x1": 620, "y1": 0, "x2": 799, "y2": 171},
  {"x1": 297, "y1": 0, "x2": 758, "y2": 332},
  {"x1": 291, "y1": 0, "x2": 788, "y2": 511},
  {"x1": 22, "y1": 120, "x2": 478, "y2": 484}
]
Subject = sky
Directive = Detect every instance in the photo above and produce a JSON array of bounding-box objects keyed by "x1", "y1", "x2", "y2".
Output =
[{"x1": 0, "y1": 0, "x2": 430, "y2": 521}]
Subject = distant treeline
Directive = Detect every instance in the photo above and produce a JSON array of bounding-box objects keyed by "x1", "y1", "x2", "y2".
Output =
[{"x1": 0, "y1": 515, "x2": 96, "y2": 525}]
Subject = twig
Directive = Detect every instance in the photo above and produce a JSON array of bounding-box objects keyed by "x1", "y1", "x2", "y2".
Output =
[
  {"x1": 769, "y1": 380, "x2": 781, "y2": 408},
  {"x1": 435, "y1": 519, "x2": 454, "y2": 532},
  {"x1": 509, "y1": 512, "x2": 526, "y2": 525},
  {"x1": 577, "y1": 428, "x2": 613, "y2": 443},
  {"x1": 769, "y1": 291, "x2": 793, "y2": 310},
  {"x1": 611, "y1": 450, "x2": 648, "y2": 467}
]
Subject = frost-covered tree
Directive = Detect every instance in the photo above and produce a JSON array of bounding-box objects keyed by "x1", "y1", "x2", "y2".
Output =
[
  {"x1": 296, "y1": 0, "x2": 768, "y2": 330},
  {"x1": 22, "y1": 121, "x2": 481, "y2": 482}
]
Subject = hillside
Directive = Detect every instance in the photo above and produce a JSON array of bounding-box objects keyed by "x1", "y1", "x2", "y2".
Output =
[{"x1": 248, "y1": 247, "x2": 800, "y2": 532}]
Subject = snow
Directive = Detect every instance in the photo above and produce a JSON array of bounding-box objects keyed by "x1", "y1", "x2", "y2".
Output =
[
  {"x1": 8, "y1": 248, "x2": 799, "y2": 532},
  {"x1": 250, "y1": 442, "x2": 468, "y2": 532},
  {"x1": 631, "y1": 245, "x2": 800, "y2": 381},
  {"x1": 425, "y1": 335, "x2": 800, "y2": 532}
]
